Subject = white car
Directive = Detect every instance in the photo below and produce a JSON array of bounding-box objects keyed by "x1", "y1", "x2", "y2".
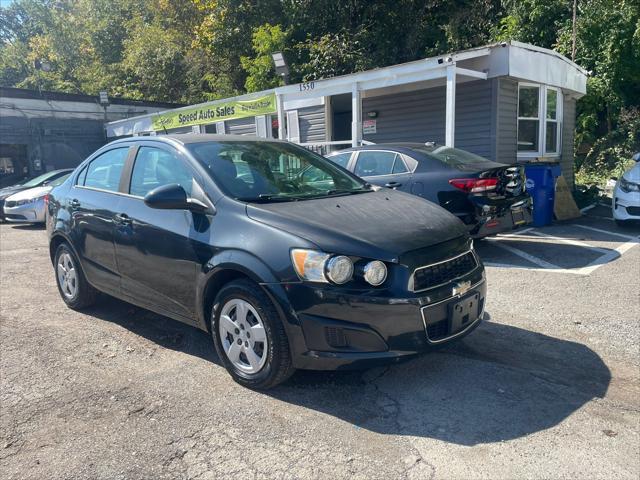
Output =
[
  {"x1": 3, "y1": 173, "x2": 70, "y2": 224},
  {"x1": 612, "y1": 153, "x2": 640, "y2": 225}
]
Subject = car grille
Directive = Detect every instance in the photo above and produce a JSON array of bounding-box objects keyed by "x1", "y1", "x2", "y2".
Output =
[
  {"x1": 411, "y1": 251, "x2": 478, "y2": 292},
  {"x1": 626, "y1": 206, "x2": 640, "y2": 216},
  {"x1": 427, "y1": 319, "x2": 450, "y2": 341},
  {"x1": 4, "y1": 201, "x2": 16, "y2": 208}
]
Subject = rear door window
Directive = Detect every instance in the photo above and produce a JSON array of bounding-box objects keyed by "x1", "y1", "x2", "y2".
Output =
[
  {"x1": 83, "y1": 148, "x2": 128, "y2": 192},
  {"x1": 328, "y1": 152, "x2": 352, "y2": 168},
  {"x1": 354, "y1": 151, "x2": 404, "y2": 177},
  {"x1": 129, "y1": 146, "x2": 194, "y2": 197}
]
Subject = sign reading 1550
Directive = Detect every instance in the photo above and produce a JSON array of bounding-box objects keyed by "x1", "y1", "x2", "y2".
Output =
[{"x1": 299, "y1": 82, "x2": 315, "y2": 92}]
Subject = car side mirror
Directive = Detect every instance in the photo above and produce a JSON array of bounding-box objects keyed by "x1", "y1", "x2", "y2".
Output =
[
  {"x1": 144, "y1": 183, "x2": 189, "y2": 210},
  {"x1": 144, "y1": 183, "x2": 214, "y2": 214},
  {"x1": 632, "y1": 152, "x2": 640, "y2": 162}
]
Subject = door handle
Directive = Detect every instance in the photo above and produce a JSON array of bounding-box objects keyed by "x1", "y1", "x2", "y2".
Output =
[
  {"x1": 114, "y1": 213, "x2": 131, "y2": 225},
  {"x1": 69, "y1": 199, "x2": 80, "y2": 208},
  {"x1": 385, "y1": 182, "x2": 402, "y2": 188}
]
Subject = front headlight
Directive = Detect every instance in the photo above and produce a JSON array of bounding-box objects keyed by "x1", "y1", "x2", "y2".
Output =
[
  {"x1": 620, "y1": 177, "x2": 640, "y2": 193},
  {"x1": 16, "y1": 197, "x2": 38, "y2": 206},
  {"x1": 363, "y1": 260, "x2": 387, "y2": 286},
  {"x1": 291, "y1": 249, "x2": 354, "y2": 284},
  {"x1": 326, "y1": 255, "x2": 353, "y2": 284},
  {"x1": 291, "y1": 249, "x2": 331, "y2": 283}
]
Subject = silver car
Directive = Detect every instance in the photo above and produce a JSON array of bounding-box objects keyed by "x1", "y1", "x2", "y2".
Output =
[{"x1": 3, "y1": 173, "x2": 70, "y2": 223}]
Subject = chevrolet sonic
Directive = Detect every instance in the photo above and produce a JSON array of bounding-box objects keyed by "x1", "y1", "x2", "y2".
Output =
[{"x1": 46, "y1": 135, "x2": 486, "y2": 389}]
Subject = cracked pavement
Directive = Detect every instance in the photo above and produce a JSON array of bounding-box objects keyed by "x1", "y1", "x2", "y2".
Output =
[{"x1": 1, "y1": 217, "x2": 639, "y2": 479}]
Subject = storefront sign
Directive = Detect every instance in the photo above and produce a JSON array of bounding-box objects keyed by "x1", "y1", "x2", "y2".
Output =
[
  {"x1": 151, "y1": 94, "x2": 277, "y2": 131},
  {"x1": 362, "y1": 119, "x2": 377, "y2": 134}
]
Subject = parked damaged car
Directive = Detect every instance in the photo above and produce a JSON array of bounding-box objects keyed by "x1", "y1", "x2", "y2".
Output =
[
  {"x1": 47, "y1": 135, "x2": 486, "y2": 389},
  {"x1": 327, "y1": 144, "x2": 532, "y2": 238}
]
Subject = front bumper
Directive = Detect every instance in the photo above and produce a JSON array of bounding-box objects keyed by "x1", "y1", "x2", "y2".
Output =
[
  {"x1": 612, "y1": 186, "x2": 640, "y2": 220},
  {"x1": 280, "y1": 265, "x2": 486, "y2": 370},
  {"x1": 2, "y1": 199, "x2": 46, "y2": 223}
]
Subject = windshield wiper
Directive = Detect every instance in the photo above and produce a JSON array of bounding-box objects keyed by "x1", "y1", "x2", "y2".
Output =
[
  {"x1": 237, "y1": 194, "x2": 304, "y2": 203},
  {"x1": 325, "y1": 185, "x2": 373, "y2": 196}
]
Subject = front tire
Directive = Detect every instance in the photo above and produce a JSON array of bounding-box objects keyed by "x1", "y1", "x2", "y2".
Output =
[
  {"x1": 211, "y1": 279, "x2": 294, "y2": 389},
  {"x1": 54, "y1": 243, "x2": 98, "y2": 310}
]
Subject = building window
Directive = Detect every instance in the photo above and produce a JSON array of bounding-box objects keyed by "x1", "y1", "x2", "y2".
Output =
[
  {"x1": 517, "y1": 84, "x2": 562, "y2": 157},
  {"x1": 545, "y1": 88, "x2": 559, "y2": 154}
]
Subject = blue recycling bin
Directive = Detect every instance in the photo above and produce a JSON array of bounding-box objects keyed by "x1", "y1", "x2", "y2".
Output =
[{"x1": 524, "y1": 163, "x2": 561, "y2": 227}]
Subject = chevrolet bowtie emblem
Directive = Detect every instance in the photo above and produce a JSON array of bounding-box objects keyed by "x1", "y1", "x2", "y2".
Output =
[{"x1": 452, "y1": 280, "x2": 471, "y2": 296}]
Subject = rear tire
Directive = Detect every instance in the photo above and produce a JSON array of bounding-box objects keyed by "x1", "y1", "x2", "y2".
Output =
[
  {"x1": 211, "y1": 279, "x2": 294, "y2": 389},
  {"x1": 54, "y1": 243, "x2": 98, "y2": 310}
]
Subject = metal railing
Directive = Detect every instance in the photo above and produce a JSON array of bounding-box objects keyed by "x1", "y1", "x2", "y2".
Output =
[{"x1": 298, "y1": 140, "x2": 375, "y2": 156}]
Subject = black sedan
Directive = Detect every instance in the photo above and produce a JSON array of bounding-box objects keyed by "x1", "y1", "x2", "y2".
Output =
[
  {"x1": 0, "y1": 169, "x2": 72, "y2": 221},
  {"x1": 47, "y1": 135, "x2": 485, "y2": 389},
  {"x1": 327, "y1": 144, "x2": 532, "y2": 237}
]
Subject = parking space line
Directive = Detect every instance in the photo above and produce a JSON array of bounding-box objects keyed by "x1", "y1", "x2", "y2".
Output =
[
  {"x1": 527, "y1": 230, "x2": 612, "y2": 255},
  {"x1": 573, "y1": 224, "x2": 640, "y2": 241},
  {"x1": 482, "y1": 261, "x2": 586, "y2": 275},
  {"x1": 482, "y1": 223, "x2": 639, "y2": 276},
  {"x1": 484, "y1": 237, "x2": 560, "y2": 269}
]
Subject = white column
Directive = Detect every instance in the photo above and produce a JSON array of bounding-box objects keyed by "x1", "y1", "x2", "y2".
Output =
[
  {"x1": 351, "y1": 83, "x2": 362, "y2": 147},
  {"x1": 276, "y1": 94, "x2": 286, "y2": 140},
  {"x1": 215, "y1": 121, "x2": 225, "y2": 134},
  {"x1": 255, "y1": 115, "x2": 268, "y2": 138},
  {"x1": 445, "y1": 64, "x2": 456, "y2": 147}
]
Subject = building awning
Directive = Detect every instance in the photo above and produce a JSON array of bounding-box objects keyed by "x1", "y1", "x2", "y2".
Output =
[{"x1": 105, "y1": 41, "x2": 588, "y2": 143}]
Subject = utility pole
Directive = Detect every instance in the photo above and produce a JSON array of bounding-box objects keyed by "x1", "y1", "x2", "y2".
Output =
[{"x1": 571, "y1": 0, "x2": 577, "y2": 61}]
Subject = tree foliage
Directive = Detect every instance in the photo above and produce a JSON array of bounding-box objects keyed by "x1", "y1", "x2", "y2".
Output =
[{"x1": 0, "y1": 0, "x2": 638, "y2": 179}]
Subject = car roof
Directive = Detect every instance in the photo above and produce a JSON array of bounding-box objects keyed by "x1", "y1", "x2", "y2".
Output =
[
  {"x1": 109, "y1": 134, "x2": 288, "y2": 147},
  {"x1": 329, "y1": 143, "x2": 437, "y2": 157}
]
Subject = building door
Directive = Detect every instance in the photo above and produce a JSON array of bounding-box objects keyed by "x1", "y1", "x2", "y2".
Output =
[
  {"x1": 330, "y1": 94, "x2": 352, "y2": 143},
  {"x1": 0, "y1": 144, "x2": 28, "y2": 187}
]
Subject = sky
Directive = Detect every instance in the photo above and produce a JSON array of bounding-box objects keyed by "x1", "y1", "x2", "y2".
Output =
[{"x1": 0, "y1": 0, "x2": 15, "y2": 6}]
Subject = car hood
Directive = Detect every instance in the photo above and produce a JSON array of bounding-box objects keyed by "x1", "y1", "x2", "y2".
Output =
[
  {"x1": 623, "y1": 163, "x2": 640, "y2": 182},
  {"x1": 5, "y1": 185, "x2": 51, "y2": 201},
  {"x1": 246, "y1": 189, "x2": 467, "y2": 262},
  {"x1": 0, "y1": 185, "x2": 28, "y2": 200}
]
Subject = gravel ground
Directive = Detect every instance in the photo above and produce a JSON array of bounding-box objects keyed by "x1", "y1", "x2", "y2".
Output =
[{"x1": 1, "y1": 216, "x2": 639, "y2": 480}]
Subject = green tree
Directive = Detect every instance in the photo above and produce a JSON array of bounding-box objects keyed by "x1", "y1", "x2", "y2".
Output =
[{"x1": 240, "y1": 24, "x2": 288, "y2": 92}]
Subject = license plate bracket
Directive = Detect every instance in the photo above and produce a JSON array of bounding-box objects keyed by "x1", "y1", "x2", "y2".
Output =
[
  {"x1": 448, "y1": 292, "x2": 480, "y2": 333},
  {"x1": 511, "y1": 207, "x2": 526, "y2": 225}
]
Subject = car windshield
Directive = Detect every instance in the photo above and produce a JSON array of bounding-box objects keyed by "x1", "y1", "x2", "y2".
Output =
[
  {"x1": 410, "y1": 145, "x2": 495, "y2": 168},
  {"x1": 22, "y1": 171, "x2": 60, "y2": 188},
  {"x1": 49, "y1": 173, "x2": 70, "y2": 187},
  {"x1": 187, "y1": 141, "x2": 370, "y2": 202}
]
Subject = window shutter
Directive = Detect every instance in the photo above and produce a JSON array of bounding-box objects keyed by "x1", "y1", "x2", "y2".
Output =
[{"x1": 286, "y1": 110, "x2": 300, "y2": 143}]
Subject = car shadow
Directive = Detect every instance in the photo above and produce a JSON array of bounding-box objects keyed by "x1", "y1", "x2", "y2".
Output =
[
  {"x1": 269, "y1": 314, "x2": 610, "y2": 446},
  {"x1": 475, "y1": 222, "x2": 639, "y2": 270},
  {"x1": 86, "y1": 298, "x2": 610, "y2": 446},
  {"x1": 85, "y1": 295, "x2": 220, "y2": 365},
  {"x1": 8, "y1": 223, "x2": 45, "y2": 230}
]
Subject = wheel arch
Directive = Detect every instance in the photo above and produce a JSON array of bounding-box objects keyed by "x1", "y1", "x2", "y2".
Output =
[
  {"x1": 49, "y1": 232, "x2": 75, "y2": 265},
  {"x1": 196, "y1": 252, "x2": 298, "y2": 341}
]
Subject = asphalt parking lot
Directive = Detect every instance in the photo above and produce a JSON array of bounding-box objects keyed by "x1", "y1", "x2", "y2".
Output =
[{"x1": 1, "y1": 210, "x2": 639, "y2": 480}]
